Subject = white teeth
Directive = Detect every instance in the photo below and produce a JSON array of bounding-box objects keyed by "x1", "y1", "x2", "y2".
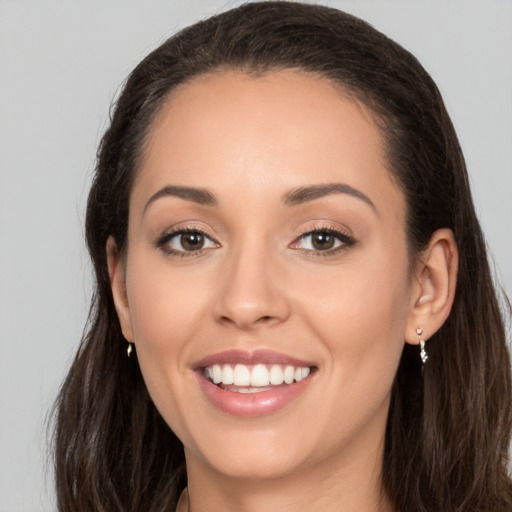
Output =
[
  {"x1": 269, "y1": 365, "x2": 284, "y2": 385},
  {"x1": 301, "y1": 367, "x2": 310, "y2": 379},
  {"x1": 284, "y1": 365, "x2": 295, "y2": 384},
  {"x1": 205, "y1": 363, "x2": 312, "y2": 388},
  {"x1": 212, "y1": 364, "x2": 222, "y2": 384},
  {"x1": 233, "y1": 364, "x2": 251, "y2": 386},
  {"x1": 251, "y1": 364, "x2": 270, "y2": 386},
  {"x1": 221, "y1": 364, "x2": 234, "y2": 385},
  {"x1": 236, "y1": 386, "x2": 273, "y2": 393}
]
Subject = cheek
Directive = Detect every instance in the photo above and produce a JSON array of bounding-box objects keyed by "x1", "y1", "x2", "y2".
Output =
[
  {"x1": 298, "y1": 249, "x2": 409, "y2": 331},
  {"x1": 294, "y1": 246, "x2": 411, "y2": 403},
  {"x1": 123, "y1": 252, "x2": 212, "y2": 409},
  {"x1": 126, "y1": 249, "x2": 212, "y2": 347}
]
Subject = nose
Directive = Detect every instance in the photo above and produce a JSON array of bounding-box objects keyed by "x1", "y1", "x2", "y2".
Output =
[{"x1": 213, "y1": 240, "x2": 291, "y2": 331}]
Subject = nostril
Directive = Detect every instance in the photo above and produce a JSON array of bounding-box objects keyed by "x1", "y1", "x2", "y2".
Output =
[{"x1": 255, "y1": 315, "x2": 280, "y2": 326}]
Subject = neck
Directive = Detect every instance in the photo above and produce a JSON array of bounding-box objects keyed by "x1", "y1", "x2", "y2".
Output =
[{"x1": 179, "y1": 433, "x2": 393, "y2": 512}]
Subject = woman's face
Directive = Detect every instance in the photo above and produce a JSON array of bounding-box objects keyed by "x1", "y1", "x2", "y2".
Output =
[{"x1": 113, "y1": 71, "x2": 417, "y2": 481}]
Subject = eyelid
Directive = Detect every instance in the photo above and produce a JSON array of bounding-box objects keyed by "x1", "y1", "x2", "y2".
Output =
[
  {"x1": 155, "y1": 225, "x2": 220, "y2": 256},
  {"x1": 290, "y1": 225, "x2": 357, "y2": 254}
]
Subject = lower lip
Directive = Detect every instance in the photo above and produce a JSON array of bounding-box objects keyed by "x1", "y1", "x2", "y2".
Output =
[{"x1": 196, "y1": 371, "x2": 314, "y2": 417}]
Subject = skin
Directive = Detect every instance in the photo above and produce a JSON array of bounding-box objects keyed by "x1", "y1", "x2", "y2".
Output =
[{"x1": 108, "y1": 71, "x2": 458, "y2": 512}]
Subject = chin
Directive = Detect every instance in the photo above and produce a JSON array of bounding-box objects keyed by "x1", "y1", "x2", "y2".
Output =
[{"x1": 193, "y1": 443, "x2": 309, "y2": 481}]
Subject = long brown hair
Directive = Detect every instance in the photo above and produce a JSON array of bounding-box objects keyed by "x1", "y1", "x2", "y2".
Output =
[{"x1": 53, "y1": 2, "x2": 512, "y2": 511}]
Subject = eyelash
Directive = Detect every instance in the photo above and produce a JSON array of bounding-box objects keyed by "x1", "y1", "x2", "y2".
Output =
[
  {"x1": 155, "y1": 227, "x2": 219, "y2": 257},
  {"x1": 290, "y1": 226, "x2": 357, "y2": 256},
  {"x1": 155, "y1": 226, "x2": 357, "y2": 257}
]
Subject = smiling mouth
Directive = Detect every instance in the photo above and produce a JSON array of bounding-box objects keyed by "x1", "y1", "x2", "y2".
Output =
[{"x1": 203, "y1": 363, "x2": 314, "y2": 393}]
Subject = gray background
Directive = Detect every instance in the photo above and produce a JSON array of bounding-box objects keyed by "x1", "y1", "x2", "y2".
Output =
[{"x1": 1, "y1": 1, "x2": 511, "y2": 510}]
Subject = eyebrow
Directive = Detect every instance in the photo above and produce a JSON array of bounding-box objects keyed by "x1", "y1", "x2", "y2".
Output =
[
  {"x1": 143, "y1": 182, "x2": 377, "y2": 215},
  {"x1": 282, "y1": 183, "x2": 377, "y2": 213},
  {"x1": 143, "y1": 185, "x2": 218, "y2": 215}
]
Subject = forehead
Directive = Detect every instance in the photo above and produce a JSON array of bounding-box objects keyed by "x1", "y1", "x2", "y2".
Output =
[{"x1": 132, "y1": 70, "x2": 403, "y2": 218}]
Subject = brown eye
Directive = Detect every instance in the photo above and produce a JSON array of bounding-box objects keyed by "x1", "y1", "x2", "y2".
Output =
[
  {"x1": 291, "y1": 228, "x2": 356, "y2": 254},
  {"x1": 158, "y1": 229, "x2": 218, "y2": 254},
  {"x1": 180, "y1": 232, "x2": 205, "y2": 251},
  {"x1": 310, "y1": 232, "x2": 336, "y2": 251}
]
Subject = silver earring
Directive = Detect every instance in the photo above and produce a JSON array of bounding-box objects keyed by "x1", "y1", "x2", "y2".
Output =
[
  {"x1": 127, "y1": 342, "x2": 134, "y2": 357},
  {"x1": 416, "y1": 328, "x2": 428, "y2": 364}
]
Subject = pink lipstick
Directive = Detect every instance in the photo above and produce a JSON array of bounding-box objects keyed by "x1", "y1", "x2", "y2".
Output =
[{"x1": 194, "y1": 350, "x2": 316, "y2": 417}]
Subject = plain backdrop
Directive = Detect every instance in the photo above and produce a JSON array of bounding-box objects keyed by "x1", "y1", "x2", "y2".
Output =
[{"x1": 1, "y1": 1, "x2": 511, "y2": 511}]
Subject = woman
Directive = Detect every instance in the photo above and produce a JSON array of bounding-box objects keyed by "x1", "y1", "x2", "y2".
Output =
[{"x1": 53, "y1": 2, "x2": 512, "y2": 511}]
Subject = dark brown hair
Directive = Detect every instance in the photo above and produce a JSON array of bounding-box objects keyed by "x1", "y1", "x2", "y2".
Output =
[{"x1": 53, "y1": 2, "x2": 512, "y2": 511}]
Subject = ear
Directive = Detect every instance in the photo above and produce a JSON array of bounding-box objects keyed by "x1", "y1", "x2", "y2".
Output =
[
  {"x1": 106, "y1": 236, "x2": 134, "y2": 342},
  {"x1": 405, "y1": 228, "x2": 458, "y2": 345}
]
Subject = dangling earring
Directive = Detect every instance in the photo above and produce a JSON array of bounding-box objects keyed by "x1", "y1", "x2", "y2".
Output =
[
  {"x1": 416, "y1": 328, "x2": 428, "y2": 364},
  {"x1": 127, "y1": 342, "x2": 134, "y2": 358}
]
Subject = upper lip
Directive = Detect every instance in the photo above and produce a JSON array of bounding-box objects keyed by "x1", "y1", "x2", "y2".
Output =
[{"x1": 192, "y1": 349, "x2": 316, "y2": 369}]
